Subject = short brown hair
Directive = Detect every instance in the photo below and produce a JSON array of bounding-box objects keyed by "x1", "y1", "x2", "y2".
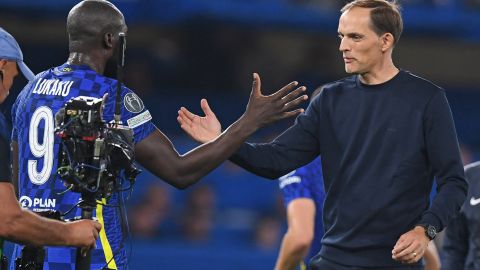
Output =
[{"x1": 341, "y1": 0, "x2": 403, "y2": 45}]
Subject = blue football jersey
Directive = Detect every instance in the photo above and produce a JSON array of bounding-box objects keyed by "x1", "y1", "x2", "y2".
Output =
[
  {"x1": 278, "y1": 157, "x2": 325, "y2": 269},
  {"x1": 10, "y1": 63, "x2": 156, "y2": 270}
]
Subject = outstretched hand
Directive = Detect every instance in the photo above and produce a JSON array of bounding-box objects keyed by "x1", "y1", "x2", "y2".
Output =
[
  {"x1": 178, "y1": 73, "x2": 307, "y2": 142},
  {"x1": 243, "y1": 73, "x2": 307, "y2": 129},
  {"x1": 177, "y1": 99, "x2": 222, "y2": 144}
]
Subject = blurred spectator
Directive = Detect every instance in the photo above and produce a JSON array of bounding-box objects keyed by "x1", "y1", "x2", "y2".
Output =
[
  {"x1": 254, "y1": 215, "x2": 282, "y2": 251},
  {"x1": 180, "y1": 185, "x2": 216, "y2": 243},
  {"x1": 460, "y1": 143, "x2": 474, "y2": 166},
  {"x1": 129, "y1": 183, "x2": 172, "y2": 238}
]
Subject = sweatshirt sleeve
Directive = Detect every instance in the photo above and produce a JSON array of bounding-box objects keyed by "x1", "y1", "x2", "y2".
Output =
[
  {"x1": 419, "y1": 90, "x2": 468, "y2": 231},
  {"x1": 229, "y1": 96, "x2": 322, "y2": 179}
]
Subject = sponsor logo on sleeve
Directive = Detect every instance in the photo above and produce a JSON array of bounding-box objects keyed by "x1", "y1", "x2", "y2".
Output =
[
  {"x1": 278, "y1": 170, "x2": 302, "y2": 189},
  {"x1": 127, "y1": 110, "x2": 152, "y2": 128},
  {"x1": 124, "y1": 92, "x2": 145, "y2": 113}
]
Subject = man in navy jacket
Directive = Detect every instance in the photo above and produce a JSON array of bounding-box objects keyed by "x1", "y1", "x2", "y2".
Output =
[{"x1": 178, "y1": 0, "x2": 467, "y2": 268}]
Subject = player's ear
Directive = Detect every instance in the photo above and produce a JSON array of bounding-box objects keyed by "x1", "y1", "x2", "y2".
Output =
[
  {"x1": 0, "y1": 59, "x2": 7, "y2": 69},
  {"x1": 0, "y1": 59, "x2": 6, "y2": 82},
  {"x1": 103, "y1": 32, "x2": 114, "y2": 49},
  {"x1": 380, "y1": 33, "x2": 394, "y2": 52}
]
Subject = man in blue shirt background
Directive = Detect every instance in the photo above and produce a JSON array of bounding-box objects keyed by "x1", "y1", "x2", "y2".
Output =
[{"x1": 275, "y1": 157, "x2": 324, "y2": 270}]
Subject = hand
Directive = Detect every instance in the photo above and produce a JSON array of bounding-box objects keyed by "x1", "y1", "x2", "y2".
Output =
[
  {"x1": 177, "y1": 99, "x2": 222, "y2": 143},
  {"x1": 242, "y1": 73, "x2": 307, "y2": 130},
  {"x1": 66, "y1": 220, "x2": 102, "y2": 252},
  {"x1": 392, "y1": 226, "x2": 430, "y2": 264}
]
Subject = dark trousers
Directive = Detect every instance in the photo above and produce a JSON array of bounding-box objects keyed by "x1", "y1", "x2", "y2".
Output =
[{"x1": 309, "y1": 256, "x2": 424, "y2": 270}]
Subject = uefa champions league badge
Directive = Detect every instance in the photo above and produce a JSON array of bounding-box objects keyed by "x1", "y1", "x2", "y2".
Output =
[{"x1": 124, "y1": 92, "x2": 145, "y2": 113}]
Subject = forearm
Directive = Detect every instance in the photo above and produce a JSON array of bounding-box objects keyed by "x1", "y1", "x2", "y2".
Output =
[
  {"x1": 138, "y1": 116, "x2": 258, "y2": 189},
  {"x1": 420, "y1": 180, "x2": 466, "y2": 231},
  {"x1": 423, "y1": 91, "x2": 468, "y2": 230},
  {"x1": 3, "y1": 209, "x2": 70, "y2": 247},
  {"x1": 176, "y1": 116, "x2": 257, "y2": 182},
  {"x1": 230, "y1": 122, "x2": 319, "y2": 179},
  {"x1": 0, "y1": 183, "x2": 71, "y2": 246},
  {"x1": 230, "y1": 143, "x2": 297, "y2": 179},
  {"x1": 275, "y1": 231, "x2": 310, "y2": 270}
]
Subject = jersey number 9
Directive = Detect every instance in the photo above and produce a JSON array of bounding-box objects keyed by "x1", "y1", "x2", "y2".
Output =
[{"x1": 28, "y1": 106, "x2": 54, "y2": 185}]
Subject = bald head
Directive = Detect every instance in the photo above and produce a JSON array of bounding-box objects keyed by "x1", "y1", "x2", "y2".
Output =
[{"x1": 67, "y1": 0, "x2": 126, "y2": 53}]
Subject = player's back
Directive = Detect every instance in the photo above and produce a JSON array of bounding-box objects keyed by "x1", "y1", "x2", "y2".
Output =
[{"x1": 11, "y1": 63, "x2": 128, "y2": 270}]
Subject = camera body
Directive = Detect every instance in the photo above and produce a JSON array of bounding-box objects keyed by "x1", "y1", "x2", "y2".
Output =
[{"x1": 55, "y1": 96, "x2": 139, "y2": 199}]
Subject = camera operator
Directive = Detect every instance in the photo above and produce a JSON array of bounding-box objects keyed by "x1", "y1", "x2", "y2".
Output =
[{"x1": 0, "y1": 27, "x2": 101, "y2": 266}]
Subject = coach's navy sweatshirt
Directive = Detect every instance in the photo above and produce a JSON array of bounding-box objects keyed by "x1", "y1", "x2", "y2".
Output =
[{"x1": 231, "y1": 70, "x2": 468, "y2": 267}]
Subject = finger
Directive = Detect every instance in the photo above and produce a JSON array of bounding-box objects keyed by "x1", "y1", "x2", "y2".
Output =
[
  {"x1": 280, "y1": 109, "x2": 305, "y2": 120},
  {"x1": 283, "y1": 95, "x2": 308, "y2": 112},
  {"x1": 272, "y1": 81, "x2": 299, "y2": 100},
  {"x1": 93, "y1": 228, "x2": 99, "y2": 240},
  {"x1": 403, "y1": 251, "x2": 421, "y2": 264},
  {"x1": 201, "y1": 99, "x2": 215, "y2": 117},
  {"x1": 178, "y1": 122, "x2": 193, "y2": 136},
  {"x1": 177, "y1": 116, "x2": 186, "y2": 128},
  {"x1": 178, "y1": 111, "x2": 193, "y2": 127},
  {"x1": 392, "y1": 239, "x2": 414, "y2": 258},
  {"x1": 251, "y1": 73, "x2": 261, "y2": 97},
  {"x1": 392, "y1": 236, "x2": 411, "y2": 254},
  {"x1": 393, "y1": 242, "x2": 418, "y2": 260},
  {"x1": 94, "y1": 221, "x2": 102, "y2": 231},
  {"x1": 179, "y1": 107, "x2": 196, "y2": 121},
  {"x1": 394, "y1": 235, "x2": 407, "y2": 249},
  {"x1": 281, "y1": 86, "x2": 307, "y2": 103}
]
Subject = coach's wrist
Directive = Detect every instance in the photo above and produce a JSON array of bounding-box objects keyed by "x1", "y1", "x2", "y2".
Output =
[{"x1": 413, "y1": 226, "x2": 432, "y2": 243}]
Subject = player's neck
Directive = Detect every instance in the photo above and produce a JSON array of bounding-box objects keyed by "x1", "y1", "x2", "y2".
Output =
[
  {"x1": 67, "y1": 52, "x2": 105, "y2": 74},
  {"x1": 359, "y1": 60, "x2": 399, "y2": 85}
]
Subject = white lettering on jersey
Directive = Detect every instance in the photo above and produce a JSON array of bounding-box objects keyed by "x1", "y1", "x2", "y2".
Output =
[
  {"x1": 32, "y1": 78, "x2": 73, "y2": 97},
  {"x1": 279, "y1": 170, "x2": 302, "y2": 189},
  {"x1": 19, "y1": 196, "x2": 56, "y2": 209},
  {"x1": 279, "y1": 176, "x2": 302, "y2": 189}
]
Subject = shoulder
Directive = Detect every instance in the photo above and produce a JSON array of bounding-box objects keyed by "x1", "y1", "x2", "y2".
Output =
[
  {"x1": 309, "y1": 76, "x2": 356, "y2": 106},
  {"x1": 399, "y1": 70, "x2": 444, "y2": 97},
  {"x1": 322, "y1": 76, "x2": 357, "y2": 93}
]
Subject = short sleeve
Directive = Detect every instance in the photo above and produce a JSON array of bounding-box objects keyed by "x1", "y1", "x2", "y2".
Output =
[
  {"x1": 279, "y1": 168, "x2": 314, "y2": 207},
  {"x1": 104, "y1": 86, "x2": 156, "y2": 144}
]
